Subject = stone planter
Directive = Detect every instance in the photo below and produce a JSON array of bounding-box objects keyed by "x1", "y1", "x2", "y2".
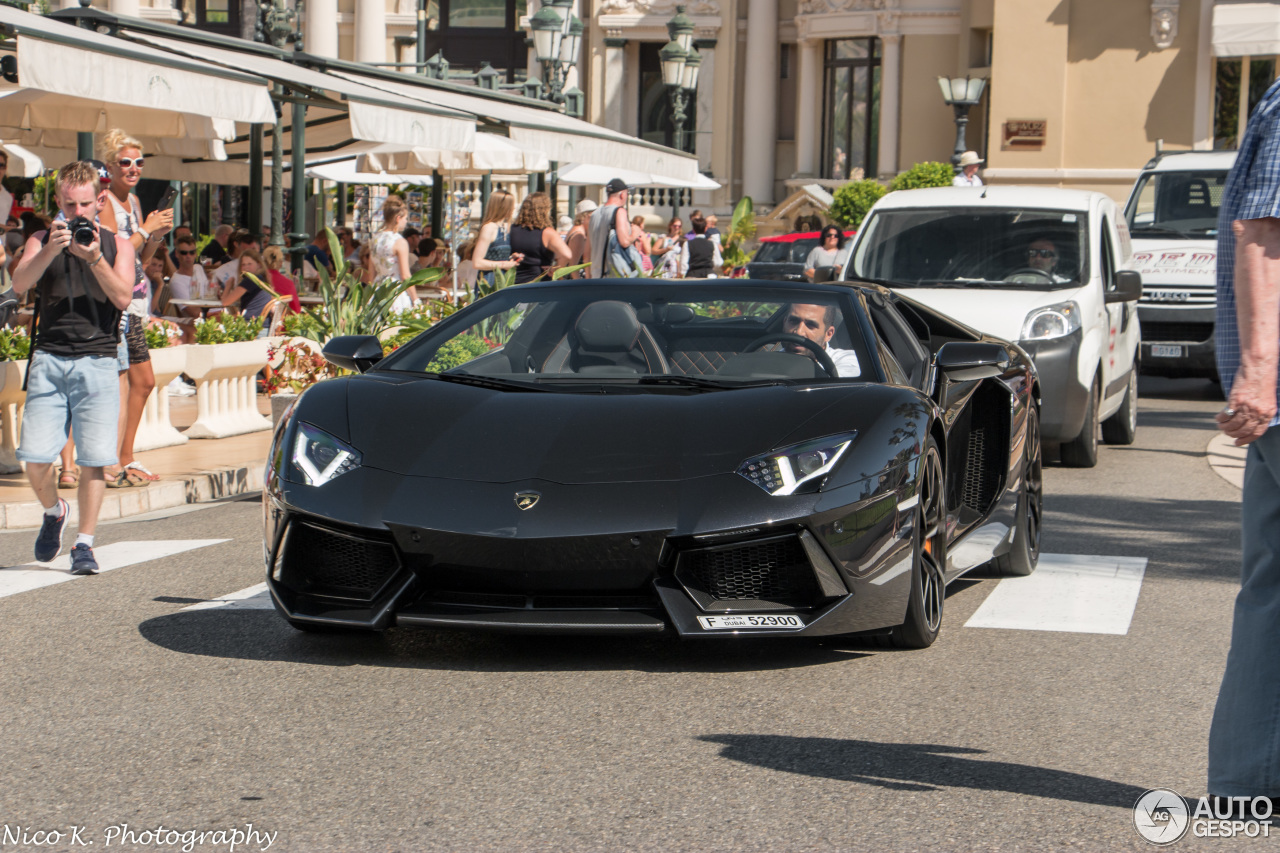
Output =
[
  {"x1": 183, "y1": 340, "x2": 272, "y2": 439},
  {"x1": 271, "y1": 392, "x2": 298, "y2": 427},
  {"x1": 131, "y1": 344, "x2": 189, "y2": 453},
  {"x1": 0, "y1": 358, "x2": 27, "y2": 474}
]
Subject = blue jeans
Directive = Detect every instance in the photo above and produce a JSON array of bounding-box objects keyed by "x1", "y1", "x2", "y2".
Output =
[
  {"x1": 16, "y1": 351, "x2": 120, "y2": 468},
  {"x1": 1209, "y1": 425, "x2": 1280, "y2": 796}
]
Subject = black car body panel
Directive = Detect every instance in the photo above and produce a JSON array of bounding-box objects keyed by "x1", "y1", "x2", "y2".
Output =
[{"x1": 265, "y1": 280, "x2": 1039, "y2": 639}]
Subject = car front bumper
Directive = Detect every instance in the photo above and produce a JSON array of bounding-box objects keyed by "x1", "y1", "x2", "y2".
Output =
[
  {"x1": 264, "y1": 465, "x2": 922, "y2": 639},
  {"x1": 1017, "y1": 328, "x2": 1088, "y2": 443}
]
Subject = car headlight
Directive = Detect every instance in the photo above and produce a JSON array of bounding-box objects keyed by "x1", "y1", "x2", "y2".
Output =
[
  {"x1": 1021, "y1": 301, "x2": 1082, "y2": 341},
  {"x1": 737, "y1": 432, "x2": 856, "y2": 496},
  {"x1": 291, "y1": 422, "x2": 362, "y2": 487}
]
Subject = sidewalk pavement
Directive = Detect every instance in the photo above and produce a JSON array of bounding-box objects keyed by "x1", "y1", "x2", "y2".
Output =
[
  {"x1": 1207, "y1": 432, "x2": 1247, "y2": 490},
  {"x1": 0, "y1": 393, "x2": 273, "y2": 530}
]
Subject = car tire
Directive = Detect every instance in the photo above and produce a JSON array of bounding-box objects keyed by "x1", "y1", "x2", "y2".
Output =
[
  {"x1": 1060, "y1": 375, "x2": 1099, "y2": 468},
  {"x1": 993, "y1": 405, "x2": 1042, "y2": 577},
  {"x1": 885, "y1": 437, "x2": 947, "y2": 649},
  {"x1": 1101, "y1": 364, "x2": 1138, "y2": 445}
]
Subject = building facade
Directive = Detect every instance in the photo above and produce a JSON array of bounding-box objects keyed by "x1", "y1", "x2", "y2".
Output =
[{"x1": 78, "y1": 0, "x2": 1280, "y2": 220}]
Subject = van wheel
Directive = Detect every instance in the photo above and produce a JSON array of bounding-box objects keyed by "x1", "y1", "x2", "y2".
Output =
[
  {"x1": 1101, "y1": 365, "x2": 1138, "y2": 445},
  {"x1": 1060, "y1": 376, "x2": 1099, "y2": 468}
]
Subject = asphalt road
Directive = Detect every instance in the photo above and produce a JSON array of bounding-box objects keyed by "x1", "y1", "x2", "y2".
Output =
[{"x1": 0, "y1": 376, "x2": 1263, "y2": 852}]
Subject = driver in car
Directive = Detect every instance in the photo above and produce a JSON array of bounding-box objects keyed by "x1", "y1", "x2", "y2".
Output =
[
  {"x1": 1024, "y1": 237, "x2": 1072, "y2": 283},
  {"x1": 782, "y1": 303, "x2": 861, "y2": 377}
]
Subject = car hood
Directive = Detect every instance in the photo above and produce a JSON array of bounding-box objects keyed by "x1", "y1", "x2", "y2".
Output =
[
  {"x1": 889, "y1": 286, "x2": 1081, "y2": 342},
  {"x1": 344, "y1": 375, "x2": 894, "y2": 484}
]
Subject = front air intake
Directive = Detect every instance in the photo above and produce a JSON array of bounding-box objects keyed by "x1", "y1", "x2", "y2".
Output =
[
  {"x1": 674, "y1": 534, "x2": 822, "y2": 612},
  {"x1": 278, "y1": 521, "x2": 401, "y2": 602}
]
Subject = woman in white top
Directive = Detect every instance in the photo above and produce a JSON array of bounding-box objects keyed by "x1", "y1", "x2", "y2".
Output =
[
  {"x1": 803, "y1": 225, "x2": 850, "y2": 281},
  {"x1": 370, "y1": 195, "x2": 418, "y2": 313},
  {"x1": 98, "y1": 129, "x2": 173, "y2": 486}
]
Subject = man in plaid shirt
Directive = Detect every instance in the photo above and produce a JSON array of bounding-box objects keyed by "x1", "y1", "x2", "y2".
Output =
[{"x1": 1209, "y1": 77, "x2": 1280, "y2": 812}]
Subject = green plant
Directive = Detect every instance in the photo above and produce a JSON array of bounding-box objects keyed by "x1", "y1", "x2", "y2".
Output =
[
  {"x1": 829, "y1": 179, "x2": 888, "y2": 229},
  {"x1": 280, "y1": 308, "x2": 327, "y2": 340},
  {"x1": 293, "y1": 227, "x2": 446, "y2": 344},
  {"x1": 720, "y1": 196, "x2": 756, "y2": 272},
  {"x1": 889, "y1": 161, "x2": 955, "y2": 192},
  {"x1": 424, "y1": 335, "x2": 494, "y2": 373},
  {"x1": 0, "y1": 327, "x2": 30, "y2": 361},
  {"x1": 144, "y1": 323, "x2": 176, "y2": 349},
  {"x1": 194, "y1": 314, "x2": 262, "y2": 344}
]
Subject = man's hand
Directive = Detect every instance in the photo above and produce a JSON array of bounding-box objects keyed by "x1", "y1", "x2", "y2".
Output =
[
  {"x1": 1218, "y1": 370, "x2": 1278, "y2": 445},
  {"x1": 65, "y1": 232, "x2": 101, "y2": 266},
  {"x1": 43, "y1": 220, "x2": 72, "y2": 257}
]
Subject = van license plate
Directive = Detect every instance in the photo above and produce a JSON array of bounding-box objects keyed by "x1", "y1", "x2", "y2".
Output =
[
  {"x1": 1150, "y1": 345, "x2": 1183, "y2": 358},
  {"x1": 697, "y1": 614, "x2": 804, "y2": 630}
]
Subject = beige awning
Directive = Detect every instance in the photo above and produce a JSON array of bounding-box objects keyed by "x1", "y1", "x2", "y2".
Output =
[
  {"x1": 0, "y1": 6, "x2": 276, "y2": 125},
  {"x1": 1213, "y1": 2, "x2": 1280, "y2": 57},
  {"x1": 125, "y1": 32, "x2": 476, "y2": 153},
  {"x1": 328, "y1": 69, "x2": 700, "y2": 182},
  {"x1": 358, "y1": 134, "x2": 551, "y2": 175}
]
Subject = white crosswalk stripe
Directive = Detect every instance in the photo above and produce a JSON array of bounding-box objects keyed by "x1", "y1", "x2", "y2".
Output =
[
  {"x1": 964, "y1": 553, "x2": 1149, "y2": 635},
  {"x1": 0, "y1": 540, "x2": 231, "y2": 600},
  {"x1": 183, "y1": 582, "x2": 273, "y2": 611}
]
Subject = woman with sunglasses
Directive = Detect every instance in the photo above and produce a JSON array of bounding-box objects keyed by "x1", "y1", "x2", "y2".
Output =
[
  {"x1": 803, "y1": 225, "x2": 850, "y2": 282},
  {"x1": 97, "y1": 129, "x2": 172, "y2": 487}
]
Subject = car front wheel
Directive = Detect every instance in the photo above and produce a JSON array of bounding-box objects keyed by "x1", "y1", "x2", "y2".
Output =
[
  {"x1": 887, "y1": 438, "x2": 947, "y2": 649},
  {"x1": 1101, "y1": 364, "x2": 1138, "y2": 445},
  {"x1": 993, "y1": 405, "x2": 1042, "y2": 577},
  {"x1": 1060, "y1": 375, "x2": 1100, "y2": 468}
]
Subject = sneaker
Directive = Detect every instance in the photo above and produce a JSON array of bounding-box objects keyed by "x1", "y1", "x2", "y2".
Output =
[
  {"x1": 34, "y1": 498, "x2": 68, "y2": 562},
  {"x1": 69, "y1": 543, "x2": 99, "y2": 576},
  {"x1": 167, "y1": 376, "x2": 195, "y2": 397}
]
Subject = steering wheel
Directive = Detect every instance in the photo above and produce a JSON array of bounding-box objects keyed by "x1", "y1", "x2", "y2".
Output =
[
  {"x1": 744, "y1": 333, "x2": 839, "y2": 377},
  {"x1": 1003, "y1": 267, "x2": 1055, "y2": 284}
]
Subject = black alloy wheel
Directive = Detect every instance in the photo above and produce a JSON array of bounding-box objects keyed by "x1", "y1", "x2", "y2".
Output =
[
  {"x1": 994, "y1": 404, "x2": 1043, "y2": 577},
  {"x1": 888, "y1": 438, "x2": 947, "y2": 649},
  {"x1": 1060, "y1": 375, "x2": 1100, "y2": 468}
]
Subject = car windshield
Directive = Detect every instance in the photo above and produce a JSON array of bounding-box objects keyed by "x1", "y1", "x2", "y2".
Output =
[
  {"x1": 376, "y1": 282, "x2": 874, "y2": 388},
  {"x1": 850, "y1": 207, "x2": 1089, "y2": 290},
  {"x1": 754, "y1": 238, "x2": 821, "y2": 265},
  {"x1": 1124, "y1": 169, "x2": 1226, "y2": 238}
]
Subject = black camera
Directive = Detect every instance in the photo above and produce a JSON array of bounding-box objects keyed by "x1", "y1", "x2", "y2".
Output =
[{"x1": 67, "y1": 216, "x2": 96, "y2": 246}]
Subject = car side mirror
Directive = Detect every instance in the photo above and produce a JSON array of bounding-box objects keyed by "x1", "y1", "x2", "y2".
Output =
[
  {"x1": 1106, "y1": 270, "x2": 1143, "y2": 304},
  {"x1": 323, "y1": 335, "x2": 384, "y2": 373},
  {"x1": 935, "y1": 341, "x2": 1010, "y2": 381},
  {"x1": 812, "y1": 265, "x2": 838, "y2": 283}
]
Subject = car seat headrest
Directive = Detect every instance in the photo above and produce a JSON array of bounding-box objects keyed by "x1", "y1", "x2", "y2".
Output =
[{"x1": 576, "y1": 301, "x2": 641, "y2": 352}]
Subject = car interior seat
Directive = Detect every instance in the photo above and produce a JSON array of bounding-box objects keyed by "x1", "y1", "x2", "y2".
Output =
[{"x1": 541, "y1": 300, "x2": 670, "y2": 374}]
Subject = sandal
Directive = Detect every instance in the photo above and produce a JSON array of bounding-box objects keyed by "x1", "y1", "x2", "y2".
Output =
[
  {"x1": 106, "y1": 466, "x2": 150, "y2": 488},
  {"x1": 57, "y1": 467, "x2": 79, "y2": 489},
  {"x1": 123, "y1": 461, "x2": 161, "y2": 483}
]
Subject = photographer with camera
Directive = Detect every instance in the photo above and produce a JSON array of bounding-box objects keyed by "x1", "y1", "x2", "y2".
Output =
[{"x1": 12, "y1": 161, "x2": 135, "y2": 575}]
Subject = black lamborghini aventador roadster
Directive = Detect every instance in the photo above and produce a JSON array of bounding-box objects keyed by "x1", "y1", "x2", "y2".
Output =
[{"x1": 264, "y1": 279, "x2": 1043, "y2": 648}]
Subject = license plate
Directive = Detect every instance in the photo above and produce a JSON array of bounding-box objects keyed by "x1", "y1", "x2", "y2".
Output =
[
  {"x1": 697, "y1": 614, "x2": 804, "y2": 630},
  {"x1": 1150, "y1": 344, "x2": 1184, "y2": 358}
]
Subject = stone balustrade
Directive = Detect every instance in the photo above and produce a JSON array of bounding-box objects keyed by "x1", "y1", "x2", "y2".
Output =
[
  {"x1": 132, "y1": 344, "x2": 189, "y2": 452},
  {"x1": 183, "y1": 340, "x2": 273, "y2": 439}
]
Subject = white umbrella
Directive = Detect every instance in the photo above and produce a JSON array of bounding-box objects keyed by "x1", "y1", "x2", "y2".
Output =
[
  {"x1": 556, "y1": 162, "x2": 720, "y2": 190},
  {"x1": 303, "y1": 158, "x2": 433, "y2": 186},
  {"x1": 357, "y1": 135, "x2": 549, "y2": 176}
]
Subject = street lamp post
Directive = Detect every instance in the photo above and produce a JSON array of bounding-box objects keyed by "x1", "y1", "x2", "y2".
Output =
[
  {"x1": 659, "y1": 6, "x2": 700, "y2": 216},
  {"x1": 936, "y1": 75, "x2": 987, "y2": 171}
]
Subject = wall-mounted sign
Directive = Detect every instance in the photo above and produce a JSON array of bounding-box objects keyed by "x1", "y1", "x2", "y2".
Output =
[{"x1": 1003, "y1": 119, "x2": 1047, "y2": 149}]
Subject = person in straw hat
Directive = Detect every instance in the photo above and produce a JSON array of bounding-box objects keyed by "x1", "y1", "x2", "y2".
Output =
[{"x1": 953, "y1": 151, "x2": 984, "y2": 187}]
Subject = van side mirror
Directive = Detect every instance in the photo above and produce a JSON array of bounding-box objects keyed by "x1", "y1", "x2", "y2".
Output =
[
  {"x1": 323, "y1": 335, "x2": 384, "y2": 373},
  {"x1": 1106, "y1": 270, "x2": 1143, "y2": 303},
  {"x1": 936, "y1": 341, "x2": 1010, "y2": 381}
]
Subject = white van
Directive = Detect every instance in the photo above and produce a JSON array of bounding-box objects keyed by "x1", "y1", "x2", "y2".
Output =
[
  {"x1": 837, "y1": 186, "x2": 1142, "y2": 468},
  {"x1": 1122, "y1": 150, "x2": 1235, "y2": 379}
]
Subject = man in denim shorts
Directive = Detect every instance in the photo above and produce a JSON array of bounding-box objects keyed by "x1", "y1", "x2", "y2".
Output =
[{"x1": 12, "y1": 161, "x2": 135, "y2": 574}]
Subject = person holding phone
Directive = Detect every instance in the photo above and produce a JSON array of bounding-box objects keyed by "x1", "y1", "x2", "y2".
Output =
[{"x1": 97, "y1": 130, "x2": 172, "y2": 488}]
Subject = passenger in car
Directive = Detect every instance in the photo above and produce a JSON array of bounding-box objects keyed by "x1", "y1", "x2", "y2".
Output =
[{"x1": 782, "y1": 303, "x2": 861, "y2": 377}]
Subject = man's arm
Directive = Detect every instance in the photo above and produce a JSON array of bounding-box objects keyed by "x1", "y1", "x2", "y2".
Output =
[
  {"x1": 13, "y1": 228, "x2": 67, "y2": 296},
  {"x1": 1218, "y1": 217, "x2": 1280, "y2": 445},
  {"x1": 88, "y1": 234, "x2": 136, "y2": 311},
  {"x1": 614, "y1": 208, "x2": 634, "y2": 248}
]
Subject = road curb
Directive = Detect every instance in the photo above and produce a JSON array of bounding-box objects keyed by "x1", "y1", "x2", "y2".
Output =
[
  {"x1": 0, "y1": 462, "x2": 265, "y2": 530},
  {"x1": 1206, "y1": 432, "x2": 1246, "y2": 490}
]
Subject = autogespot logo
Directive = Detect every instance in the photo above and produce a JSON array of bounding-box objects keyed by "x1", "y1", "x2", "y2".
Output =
[{"x1": 1134, "y1": 789, "x2": 1190, "y2": 845}]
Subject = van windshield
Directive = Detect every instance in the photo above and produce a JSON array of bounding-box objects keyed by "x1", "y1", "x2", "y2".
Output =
[
  {"x1": 850, "y1": 207, "x2": 1089, "y2": 291},
  {"x1": 1124, "y1": 170, "x2": 1226, "y2": 239}
]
